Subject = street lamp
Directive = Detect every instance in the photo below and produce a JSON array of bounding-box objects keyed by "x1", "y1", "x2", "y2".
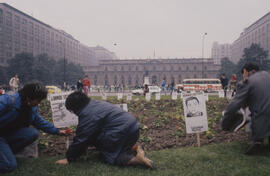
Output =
[
  {"x1": 202, "y1": 32, "x2": 207, "y2": 78},
  {"x1": 59, "y1": 41, "x2": 66, "y2": 90}
]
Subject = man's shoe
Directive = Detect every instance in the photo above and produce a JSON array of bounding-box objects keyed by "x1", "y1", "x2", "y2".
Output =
[
  {"x1": 136, "y1": 145, "x2": 156, "y2": 169},
  {"x1": 245, "y1": 142, "x2": 263, "y2": 155}
]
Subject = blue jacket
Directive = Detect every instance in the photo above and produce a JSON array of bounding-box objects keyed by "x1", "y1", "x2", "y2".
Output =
[
  {"x1": 0, "y1": 93, "x2": 59, "y2": 135},
  {"x1": 66, "y1": 100, "x2": 139, "y2": 164}
]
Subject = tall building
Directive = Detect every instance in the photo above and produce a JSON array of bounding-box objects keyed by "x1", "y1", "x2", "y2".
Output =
[
  {"x1": 0, "y1": 3, "x2": 117, "y2": 68},
  {"x1": 211, "y1": 42, "x2": 232, "y2": 65},
  {"x1": 85, "y1": 58, "x2": 220, "y2": 86},
  {"x1": 231, "y1": 11, "x2": 270, "y2": 63}
]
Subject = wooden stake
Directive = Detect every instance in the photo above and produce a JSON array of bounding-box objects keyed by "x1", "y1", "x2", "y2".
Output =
[
  {"x1": 196, "y1": 133, "x2": 201, "y2": 147},
  {"x1": 66, "y1": 136, "x2": 69, "y2": 149}
]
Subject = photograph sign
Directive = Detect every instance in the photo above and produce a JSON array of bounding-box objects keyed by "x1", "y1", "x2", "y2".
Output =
[
  {"x1": 155, "y1": 93, "x2": 160, "y2": 100},
  {"x1": 115, "y1": 103, "x2": 128, "y2": 112},
  {"x1": 117, "y1": 93, "x2": 123, "y2": 100},
  {"x1": 182, "y1": 92, "x2": 208, "y2": 134},
  {"x1": 49, "y1": 92, "x2": 78, "y2": 128},
  {"x1": 172, "y1": 92, "x2": 177, "y2": 100},
  {"x1": 101, "y1": 92, "x2": 107, "y2": 100},
  {"x1": 145, "y1": 93, "x2": 151, "y2": 101},
  {"x1": 126, "y1": 93, "x2": 132, "y2": 101}
]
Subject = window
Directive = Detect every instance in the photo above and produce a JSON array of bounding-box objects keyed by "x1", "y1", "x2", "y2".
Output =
[
  {"x1": 128, "y1": 75, "x2": 132, "y2": 85},
  {"x1": 153, "y1": 65, "x2": 156, "y2": 71},
  {"x1": 128, "y1": 66, "x2": 132, "y2": 71},
  {"x1": 114, "y1": 75, "x2": 117, "y2": 85},
  {"x1": 163, "y1": 66, "x2": 166, "y2": 71},
  {"x1": 114, "y1": 66, "x2": 117, "y2": 71},
  {"x1": 0, "y1": 9, "x2": 3, "y2": 23},
  {"x1": 194, "y1": 65, "x2": 197, "y2": 70},
  {"x1": 121, "y1": 66, "x2": 124, "y2": 71},
  {"x1": 105, "y1": 66, "x2": 108, "y2": 71},
  {"x1": 136, "y1": 66, "x2": 138, "y2": 71},
  {"x1": 186, "y1": 66, "x2": 189, "y2": 71}
]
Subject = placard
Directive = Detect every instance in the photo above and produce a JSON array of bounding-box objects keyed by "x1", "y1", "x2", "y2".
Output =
[
  {"x1": 172, "y1": 92, "x2": 177, "y2": 100},
  {"x1": 117, "y1": 93, "x2": 123, "y2": 100},
  {"x1": 115, "y1": 104, "x2": 128, "y2": 112},
  {"x1": 219, "y1": 90, "x2": 224, "y2": 98},
  {"x1": 49, "y1": 92, "x2": 78, "y2": 128},
  {"x1": 145, "y1": 93, "x2": 151, "y2": 101},
  {"x1": 126, "y1": 93, "x2": 132, "y2": 101},
  {"x1": 155, "y1": 93, "x2": 160, "y2": 100},
  {"x1": 182, "y1": 92, "x2": 208, "y2": 134},
  {"x1": 101, "y1": 92, "x2": 107, "y2": 100}
]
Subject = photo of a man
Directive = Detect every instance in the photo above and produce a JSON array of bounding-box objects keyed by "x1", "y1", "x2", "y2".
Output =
[{"x1": 185, "y1": 96, "x2": 203, "y2": 117}]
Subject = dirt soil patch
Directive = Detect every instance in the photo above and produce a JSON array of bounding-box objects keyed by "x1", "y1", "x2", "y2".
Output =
[{"x1": 38, "y1": 96, "x2": 249, "y2": 156}]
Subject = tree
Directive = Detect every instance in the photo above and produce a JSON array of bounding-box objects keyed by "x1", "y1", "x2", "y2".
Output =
[
  {"x1": 219, "y1": 57, "x2": 236, "y2": 78},
  {"x1": 241, "y1": 43, "x2": 269, "y2": 70}
]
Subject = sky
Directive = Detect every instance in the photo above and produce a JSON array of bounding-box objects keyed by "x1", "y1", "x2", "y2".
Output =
[{"x1": 2, "y1": 0, "x2": 270, "y2": 59}]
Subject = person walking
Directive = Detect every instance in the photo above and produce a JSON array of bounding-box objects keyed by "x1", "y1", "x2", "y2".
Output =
[
  {"x1": 229, "y1": 74, "x2": 237, "y2": 97},
  {"x1": 220, "y1": 74, "x2": 228, "y2": 97},
  {"x1": 82, "y1": 75, "x2": 91, "y2": 96},
  {"x1": 9, "y1": 74, "x2": 19, "y2": 92},
  {"x1": 76, "y1": 78, "x2": 83, "y2": 92}
]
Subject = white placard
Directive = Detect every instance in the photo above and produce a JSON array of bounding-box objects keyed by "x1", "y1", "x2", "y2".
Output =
[
  {"x1": 172, "y1": 92, "x2": 177, "y2": 100},
  {"x1": 219, "y1": 90, "x2": 224, "y2": 98},
  {"x1": 115, "y1": 104, "x2": 128, "y2": 112},
  {"x1": 155, "y1": 93, "x2": 160, "y2": 100},
  {"x1": 49, "y1": 92, "x2": 78, "y2": 128},
  {"x1": 144, "y1": 77, "x2": 150, "y2": 85},
  {"x1": 117, "y1": 93, "x2": 123, "y2": 100},
  {"x1": 126, "y1": 93, "x2": 132, "y2": 101},
  {"x1": 182, "y1": 92, "x2": 208, "y2": 134},
  {"x1": 204, "y1": 92, "x2": 209, "y2": 101},
  {"x1": 145, "y1": 93, "x2": 151, "y2": 101},
  {"x1": 101, "y1": 92, "x2": 107, "y2": 100}
]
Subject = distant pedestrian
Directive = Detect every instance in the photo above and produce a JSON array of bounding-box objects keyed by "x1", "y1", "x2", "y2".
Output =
[
  {"x1": 161, "y1": 79, "x2": 166, "y2": 93},
  {"x1": 9, "y1": 74, "x2": 19, "y2": 92},
  {"x1": 82, "y1": 75, "x2": 91, "y2": 96},
  {"x1": 229, "y1": 74, "x2": 237, "y2": 97},
  {"x1": 170, "y1": 80, "x2": 175, "y2": 95},
  {"x1": 220, "y1": 74, "x2": 228, "y2": 97},
  {"x1": 143, "y1": 84, "x2": 149, "y2": 96},
  {"x1": 76, "y1": 78, "x2": 83, "y2": 92}
]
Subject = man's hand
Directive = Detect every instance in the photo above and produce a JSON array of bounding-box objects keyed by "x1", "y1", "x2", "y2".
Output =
[
  {"x1": 59, "y1": 130, "x2": 67, "y2": 135},
  {"x1": 56, "y1": 158, "x2": 69, "y2": 165}
]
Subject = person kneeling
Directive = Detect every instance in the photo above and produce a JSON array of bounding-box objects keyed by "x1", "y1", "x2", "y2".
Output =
[{"x1": 56, "y1": 91, "x2": 155, "y2": 169}]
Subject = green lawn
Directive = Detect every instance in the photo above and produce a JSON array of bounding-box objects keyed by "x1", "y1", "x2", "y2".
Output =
[{"x1": 6, "y1": 142, "x2": 270, "y2": 176}]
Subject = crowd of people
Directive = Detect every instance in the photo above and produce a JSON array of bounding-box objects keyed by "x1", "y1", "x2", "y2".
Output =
[{"x1": 1, "y1": 62, "x2": 270, "y2": 173}]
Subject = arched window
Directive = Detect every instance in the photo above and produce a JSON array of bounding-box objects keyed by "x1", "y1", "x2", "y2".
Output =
[
  {"x1": 152, "y1": 75, "x2": 157, "y2": 84},
  {"x1": 104, "y1": 74, "x2": 108, "y2": 85},
  {"x1": 114, "y1": 75, "x2": 117, "y2": 85},
  {"x1": 121, "y1": 75, "x2": 125, "y2": 85},
  {"x1": 94, "y1": 75, "x2": 97, "y2": 85},
  {"x1": 178, "y1": 74, "x2": 182, "y2": 83},
  {"x1": 128, "y1": 75, "x2": 132, "y2": 85},
  {"x1": 135, "y1": 75, "x2": 139, "y2": 85}
]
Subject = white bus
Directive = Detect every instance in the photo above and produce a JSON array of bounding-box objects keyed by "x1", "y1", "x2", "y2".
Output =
[{"x1": 182, "y1": 78, "x2": 222, "y2": 92}]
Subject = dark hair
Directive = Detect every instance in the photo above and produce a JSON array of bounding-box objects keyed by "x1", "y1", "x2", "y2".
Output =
[
  {"x1": 185, "y1": 96, "x2": 199, "y2": 106},
  {"x1": 18, "y1": 82, "x2": 48, "y2": 101},
  {"x1": 241, "y1": 62, "x2": 260, "y2": 74},
  {"x1": 65, "y1": 91, "x2": 90, "y2": 113}
]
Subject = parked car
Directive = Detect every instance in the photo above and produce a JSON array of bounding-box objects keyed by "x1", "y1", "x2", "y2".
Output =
[
  {"x1": 46, "y1": 86, "x2": 62, "y2": 94},
  {"x1": 132, "y1": 85, "x2": 161, "y2": 95}
]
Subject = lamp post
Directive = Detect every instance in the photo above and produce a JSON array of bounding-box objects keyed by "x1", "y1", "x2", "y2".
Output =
[
  {"x1": 59, "y1": 41, "x2": 66, "y2": 90},
  {"x1": 202, "y1": 32, "x2": 207, "y2": 78}
]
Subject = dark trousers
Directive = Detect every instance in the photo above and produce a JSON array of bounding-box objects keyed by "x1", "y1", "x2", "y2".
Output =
[
  {"x1": 0, "y1": 128, "x2": 39, "y2": 173},
  {"x1": 114, "y1": 130, "x2": 140, "y2": 166}
]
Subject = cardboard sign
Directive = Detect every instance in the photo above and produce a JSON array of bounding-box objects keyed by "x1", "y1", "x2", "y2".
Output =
[
  {"x1": 172, "y1": 92, "x2": 177, "y2": 100},
  {"x1": 115, "y1": 104, "x2": 128, "y2": 112},
  {"x1": 182, "y1": 92, "x2": 208, "y2": 134},
  {"x1": 155, "y1": 93, "x2": 161, "y2": 100},
  {"x1": 126, "y1": 93, "x2": 132, "y2": 101},
  {"x1": 204, "y1": 92, "x2": 209, "y2": 101},
  {"x1": 117, "y1": 93, "x2": 123, "y2": 100},
  {"x1": 145, "y1": 93, "x2": 151, "y2": 101},
  {"x1": 101, "y1": 92, "x2": 107, "y2": 100},
  {"x1": 219, "y1": 90, "x2": 224, "y2": 98},
  {"x1": 49, "y1": 92, "x2": 78, "y2": 128}
]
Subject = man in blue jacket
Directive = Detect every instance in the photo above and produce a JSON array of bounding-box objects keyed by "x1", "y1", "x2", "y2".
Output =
[
  {"x1": 0, "y1": 83, "x2": 65, "y2": 173},
  {"x1": 56, "y1": 91, "x2": 155, "y2": 169}
]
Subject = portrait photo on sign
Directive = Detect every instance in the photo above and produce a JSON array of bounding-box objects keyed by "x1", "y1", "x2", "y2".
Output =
[{"x1": 185, "y1": 96, "x2": 203, "y2": 118}]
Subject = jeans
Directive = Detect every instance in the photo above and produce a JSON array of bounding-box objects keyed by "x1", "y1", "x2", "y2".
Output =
[{"x1": 0, "y1": 128, "x2": 39, "y2": 173}]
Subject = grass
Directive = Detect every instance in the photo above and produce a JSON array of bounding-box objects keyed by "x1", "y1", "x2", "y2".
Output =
[{"x1": 6, "y1": 142, "x2": 270, "y2": 176}]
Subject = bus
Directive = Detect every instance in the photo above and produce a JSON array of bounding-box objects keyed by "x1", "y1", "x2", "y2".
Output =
[{"x1": 181, "y1": 78, "x2": 222, "y2": 92}]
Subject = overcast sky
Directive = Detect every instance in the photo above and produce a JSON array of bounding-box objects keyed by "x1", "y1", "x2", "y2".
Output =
[{"x1": 2, "y1": 0, "x2": 270, "y2": 59}]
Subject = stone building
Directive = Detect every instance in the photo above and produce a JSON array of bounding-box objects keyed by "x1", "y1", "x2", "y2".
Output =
[
  {"x1": 0, "y1": 3, "x2": 116, "y2": 69},
  {"x1": 231, "y1": 11, "x2": 270, "y2": 63},
  {"x1": 85, "y1": 58, "x2": 220, "y2": 87}
]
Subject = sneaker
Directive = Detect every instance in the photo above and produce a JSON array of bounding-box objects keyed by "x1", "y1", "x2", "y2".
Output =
[
  {"x1": 245, "y1": 142, "x2": 263, "y2": 155},
  {"x1": 136, "y1": 145, "x2": 156, "y2": 169}
]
